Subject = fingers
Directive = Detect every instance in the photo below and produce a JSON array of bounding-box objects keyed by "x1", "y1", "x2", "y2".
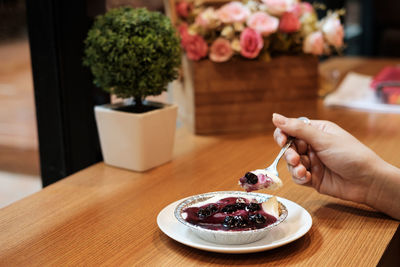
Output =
[
  {"x1": 272, "y1": 113, "x2": 327, "y2": 151},
  {"x1": 300, "y1": 155, "x2": 311, "y2": 170},
  {"x1": 288, "y1": 164, "x2": 306, "y2": 178},
  {"x1": 283, "y1": 142, "x2": 309, "y2": 167},
  {"x1": 294, "y1": 139, "x2": 308, "y2": 155},
  {"x1": 309, "y1": 149, "x2": 324, "y2": 191},
  {"x1": 273, "y1": 128, "x2": 287, "y2": 147},
  {"x1": 284, "y1": 148, "x2": 300, "y2": 166},
  {"x1": 273, "y1": 114, "x2": 322, "y2": 186},
  {"x1": 286, "y1": 148, "x2": 324, "y2": 188},
  {"x1": 288, "y1": 164, "x2": 312, "y2": 184},
  {"x1": 274, "y1": 128, "x2": 309, "y2": 155},
  {"x1": 284, "y1": 147, "x2": 312, "y2": 184}
]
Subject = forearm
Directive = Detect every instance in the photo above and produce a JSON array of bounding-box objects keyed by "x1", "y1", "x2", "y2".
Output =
[{"x1": 366, "y1": 160, "x2": 400, "y2": 220}]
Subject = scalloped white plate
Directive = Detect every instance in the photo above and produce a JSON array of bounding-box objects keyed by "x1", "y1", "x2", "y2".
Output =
[{"x1": 157, "y1": 194, "x2": 312, "y2": 254}]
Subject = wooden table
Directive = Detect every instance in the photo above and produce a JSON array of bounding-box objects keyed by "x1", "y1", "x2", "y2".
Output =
[{"x1": 1, "y1": 58, "x2": 400, "y2": 266}]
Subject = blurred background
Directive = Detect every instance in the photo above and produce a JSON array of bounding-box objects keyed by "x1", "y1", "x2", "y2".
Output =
[{"x1": 0, "y1": 0, "x2": 399, "y2": 207}]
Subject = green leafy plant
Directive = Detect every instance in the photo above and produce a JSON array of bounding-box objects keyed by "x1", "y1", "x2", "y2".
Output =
[{"x1": 83, "y1": 7, "x2": 181, "y2": 110}]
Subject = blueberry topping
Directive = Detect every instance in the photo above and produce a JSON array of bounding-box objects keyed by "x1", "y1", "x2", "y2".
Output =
[
  {"x1": 222, "y1": 215, "x2": 248, "y2": 228},
  {"x1": 245, "y1": 203, "x2": 260, "y2": 212},
  {"x1": 208, "y1": 204, "x2": 218, "y2": 213},
  {"x1": 221, "y1": 204, "x2": 237, "y2": 213},
  {"x1": 233, "y1": 215, "x2": 248, "y2": 228},
  {"x1": 197, "y1": 204, "x2": 219, "y2": 218},
  {"x1": 197, "y1": 208, "x2": 211, "y2": 218},
  {"x1": 236, "y1": 198, "x2": 246, "y2": 204},
  {"x1": 245, "y1": 172, "x2": 258, "y2": 184},
  {"x1": 235, "y1": 203, "x2": 247, "y2": 210},
  {"x1": 239, "y1": 176, "x2": 247, "y2": 184},
  {"x1": 249, "y1": 214, "x2": 266, "y2": 224},
  {"x1": 222, "y1": 216, "x2": 235, "y2": 228},
  {"x1": 184, "y1": 197, "x2": 278, "y2": 231}
]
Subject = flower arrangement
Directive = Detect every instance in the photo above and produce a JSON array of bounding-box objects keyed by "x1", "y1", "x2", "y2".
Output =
[{"x1": 175, "y1": 0, "x2": 344, "y2": 62}]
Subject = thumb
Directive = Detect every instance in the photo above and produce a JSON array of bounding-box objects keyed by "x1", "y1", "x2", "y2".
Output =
[{"x1": 272, "y1": 113, "x2": 327, "y2": 151}]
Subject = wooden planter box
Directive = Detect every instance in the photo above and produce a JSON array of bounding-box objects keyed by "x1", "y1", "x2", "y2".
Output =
[{"x1": 174, "y1": 55, "x2": 319, "y2": 134}]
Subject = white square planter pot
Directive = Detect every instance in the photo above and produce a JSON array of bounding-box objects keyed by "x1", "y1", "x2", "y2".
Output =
[{"x1": 94, "y1": 102, "x2": 178, "y2": 172}]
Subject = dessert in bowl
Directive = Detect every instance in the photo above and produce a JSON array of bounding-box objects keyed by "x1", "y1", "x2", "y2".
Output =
[{"x1": 174, "y1": 191, "x2": 288, "y2": 245}]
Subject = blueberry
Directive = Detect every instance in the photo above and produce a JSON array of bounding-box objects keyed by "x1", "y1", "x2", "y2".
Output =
[
  {"x1": 197, "y1": 208, "x2": 211, "y2": 218},
  {"x1": 233, "y1": 215, "x2": 248, "y2": 228},
  {"x1": 222, "y1": 216, "x2": 235, "y2": 228},
  {"x1": 208, "y1": 204, "x2": 219, "y2": 213},
  {"x1": 198, "y1": 204, "x2": 219, "y2": 218},
  {"x1": 222, "y1": 215, "x2": 248, "y2": 228},
  {"x1": 221, "y1": 204, "x2": 237, "y2": 213},
  {"x1": 245, "y1": 203, "x2": 260, "y2": 212},
  {"x1": 249, "y1": 214, "x2": 266, "y2": 224},
  {"x1": 245, "y1": 172, "x2": 258, "y2": 184},
  {"x1": 235, "y1": 203, "x2": 247, "y2": 210}
]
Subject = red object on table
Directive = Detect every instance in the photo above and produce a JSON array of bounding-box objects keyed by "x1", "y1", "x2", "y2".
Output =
[{"x1": 371, "y1": 66, "x2": 400, "y2": 104}]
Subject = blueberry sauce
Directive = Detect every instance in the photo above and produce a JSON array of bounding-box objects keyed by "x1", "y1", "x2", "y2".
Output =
[{"x1": 182, "y1": 197, "x2": 277, "y2": 231}]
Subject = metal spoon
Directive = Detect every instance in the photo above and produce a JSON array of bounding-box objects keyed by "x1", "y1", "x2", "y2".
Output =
[{"x1": 239, "y1": 117, "x2": 310, "y2": 191}]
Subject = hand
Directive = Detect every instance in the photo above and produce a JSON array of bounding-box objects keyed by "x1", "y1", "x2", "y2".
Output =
[{"x1": 272, "y1": 113, "x2": 382, "y2": 205}]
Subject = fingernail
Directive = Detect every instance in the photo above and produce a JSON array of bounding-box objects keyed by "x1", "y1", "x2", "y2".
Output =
[
  {"x1": 273, "y1": 113, "x2": 287, "y2": 125},
  {"x1": 298, "y1": 176, "x2": 307, "y2": 181},
  {"x1": 293, "y1": 176, "x2": 307, "y2": 184}
]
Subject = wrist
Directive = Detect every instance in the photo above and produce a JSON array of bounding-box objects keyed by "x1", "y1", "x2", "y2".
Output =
[{"x1": 365, "y1": 159, "x2": 400, "y2": 220}]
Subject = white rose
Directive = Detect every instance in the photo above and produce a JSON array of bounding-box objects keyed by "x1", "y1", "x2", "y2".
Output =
[
  {"x1": 246, "y1": 0, "x2": 259, "y2": 12},
  {"x1": 262, "y1": 0, "x2": 298, "y2": 16},
  {"x1": 233, "y1": 22, "x2": 245, "y2": 32},
  {"x1": 231, "y1": 38, "x2": 241, "y2": 52},
  {"x1": 221, "y1": 26, "x2": 235, "y2": 39},
  {"x1": 322, "y1": 14, "x2": 344, "y2": 48},
  {"x1": 303, "y1": 31, "x2": 324, "y2": 55}
]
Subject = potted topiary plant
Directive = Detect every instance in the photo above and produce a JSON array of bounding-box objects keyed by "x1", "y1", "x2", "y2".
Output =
[{"x1": 83, "y1": 7, "x2": 181, "y2": 171}]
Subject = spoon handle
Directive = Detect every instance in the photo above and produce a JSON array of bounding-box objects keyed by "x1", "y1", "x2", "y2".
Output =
[
  {"x1": 269, "y1": 137, "x2": 293, "y2": 172},
  {"x1": 266, "y1": 117, "x2": 310, "y2": 175}
]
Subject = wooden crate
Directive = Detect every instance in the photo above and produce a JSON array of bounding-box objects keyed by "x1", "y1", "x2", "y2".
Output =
[{"x1": 174, "y1": 55, "x2": 319, "y2": 134}]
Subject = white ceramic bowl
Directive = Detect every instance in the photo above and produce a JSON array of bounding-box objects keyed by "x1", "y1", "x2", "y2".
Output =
[{"x1": 174, "y1": 191, "x2": 288, "y2": 245}]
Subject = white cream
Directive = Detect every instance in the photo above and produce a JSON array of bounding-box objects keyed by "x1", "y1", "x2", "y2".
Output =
[{"x1": 251, "y1": 169, "x2": 283, "y2": 190}]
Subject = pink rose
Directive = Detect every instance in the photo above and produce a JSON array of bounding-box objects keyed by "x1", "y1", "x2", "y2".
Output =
[
  {"x1": 176, "y1": 1, "x2": 192, "y2": 18},
  {"x1": 209, "y1": 38, "x2": 233, "y2": 62},
  {"x1": 240, "y1": 28, "x2": 264, "y2": 59},
  {"x1": 279, "y1": 11, "x2": 301, "y2": 33},
  {"x1": 217, "y1": 1, "x2": 250, "y2": 23},
  {"x1": 303, "y1": 31, "x2": 324, "y2": 55},
  {"x1": 246, "y1": 12, "x2": 279, "y2": 36},
  {"x1": 181, "y1": 33, "x2": 208, "y2": 61},
  {"x1": 178, "y1": 23, "x2": 189, "y2": 39},
  {"x1": 301, "y1": 2, "x2": 314, "y2": 14},
  {"x1": 322, "y1": 15, "x2": 344, "y2": 48},
  {"x1": 291, "y1": 2, "x2": 312, "y2": 17},
  {"x1": 290, "y1": 3, "x2": 302, "y2": 17},
  {"x1": 178, "y1": 23, "x2": 191, "y2": 48},
  {"x1": 262, "y1": 0, "x2": 296, "y2": 16},
  {"x1": 291, "y1": 2, "x2": 314, "y2": 17}
]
